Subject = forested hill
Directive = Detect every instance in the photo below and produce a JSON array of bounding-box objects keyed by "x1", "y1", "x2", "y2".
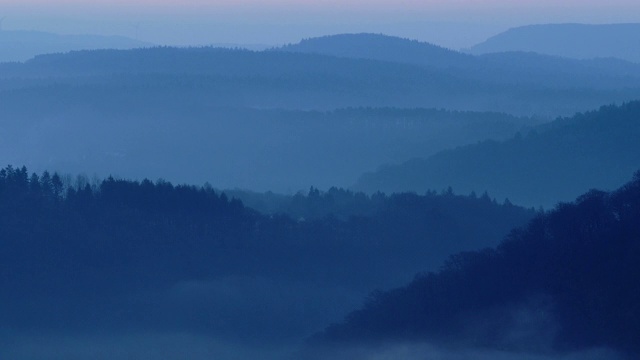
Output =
[
  {"x1": 1, "y1": 46, "x2": 640, "y2": 116},
  {"x1": 2, "y1": 46, "x2": 422, "y2": 78},
  {"x1": 279, "y1": 33, "x2": 640, "y2": 90},
  {"x1": 315, "y1": 171, "x2": 640, "y2": 358},
  {"x1": 355, "y1": 101, "x2": 640, "y2": 208},
  {"x1": 469, "y1": 23, "x2": 640, "y2": 63},
  {"x1": 0, "y1": 165, "x2": 534, "y2": 342},
  {"x1": 0, "y1": 47, "x2": 533, "y2": 116},
  {"x1": 279, "y1": 33, "x2": 477, "y2": 69}
]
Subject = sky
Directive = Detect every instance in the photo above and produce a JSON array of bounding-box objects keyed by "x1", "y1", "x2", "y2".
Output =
[{"x1": 2, "y1": 0, "x2": 640, "y2": 49}]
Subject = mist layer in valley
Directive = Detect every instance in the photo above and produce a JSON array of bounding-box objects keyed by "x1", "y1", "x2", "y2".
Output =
[
  {"x1": 0, "y1": 165, "x2": 534, "y2": 359},
  {"x1": 356, "y1": 101, "x2": 640, "y2": 208},
  {"x1": 3, "y1": 33, "x2": 640, "y2": 193}
]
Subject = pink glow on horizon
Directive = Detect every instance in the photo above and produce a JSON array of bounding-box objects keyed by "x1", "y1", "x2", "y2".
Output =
[
  {"x1": 2, "y1": 0, "x2": 640, "y2": 48},
  {"x1": 4, "y1": 0, "x2": 640, "y2": 26},
  {"x1": 6, "y1": 0, "x2": 640, "y2": 10}
]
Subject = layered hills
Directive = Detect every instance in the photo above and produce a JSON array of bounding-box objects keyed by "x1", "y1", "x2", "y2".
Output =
[{"x1": 3, "y1": 34, "x2": 640, "y2": 192}]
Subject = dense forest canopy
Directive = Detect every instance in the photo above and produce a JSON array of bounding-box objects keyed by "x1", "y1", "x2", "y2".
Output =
[
  {"x1": 0, "y1": 165, "x2": 534, "y2": 346},
  {"x1": 315, "y1": 171, "x2": 640, "y2": 358}
]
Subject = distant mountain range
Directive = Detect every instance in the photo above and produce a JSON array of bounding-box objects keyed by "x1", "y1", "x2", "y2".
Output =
[
  {"x1": 280, "y1": 33, "x2": 640, "y2": 90},
  {"x1": 468, "y1": 23, "x2": 640, "y2": 63},
  {"x1": 4, "y1": 24, "x2": 639, "y2": 65},
  {"x1": 3, "y1": 36, "x2": 640, "y2": 116},
  {"x1": 2, "y1": 34, "x2": 640, "y2": 193},
  {"x1": 0, "y1": 30, "x2": 152, "y2": 62},
  {"x1": 354, "y1": 101, "x2": 640, "y2": 208}
]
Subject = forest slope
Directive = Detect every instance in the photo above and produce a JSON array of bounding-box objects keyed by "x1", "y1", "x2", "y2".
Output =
[
  {"x1": 316, "y1": 171, "x2": 640, "y2": 359},
  {"x1": 0, "y1": 165, "x2": 534, "y2": 351},
  {"x1": 355, "y1": 101, "x2": 640, "y2": 208}
]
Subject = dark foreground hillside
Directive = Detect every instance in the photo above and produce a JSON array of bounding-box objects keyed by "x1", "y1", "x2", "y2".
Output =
[
  {"x1": 314, "y1": 171, "x2": 640, "y2": 359},
  {"x1": 356, "y1": 101, "x2": 640, "y2": 208},
  {"x1": 0, "y1": 165, "x2": 533, "y2": 359}
]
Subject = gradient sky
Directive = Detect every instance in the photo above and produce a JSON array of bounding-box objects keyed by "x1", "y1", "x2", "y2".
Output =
[{"x1": 2, "y1": 0, "x2": 640, "y2": 48}]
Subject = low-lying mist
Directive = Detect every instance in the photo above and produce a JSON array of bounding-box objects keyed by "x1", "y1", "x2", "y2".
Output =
[
  {"x1": 1, "y1": 332, "x2": 625, "y2": 360},
  {"x1": 0, "y1": 331, "x2": 293, "y2": 360},
  {"x1": 301, "y1": 342, "x2": 624, "y2": 360}
]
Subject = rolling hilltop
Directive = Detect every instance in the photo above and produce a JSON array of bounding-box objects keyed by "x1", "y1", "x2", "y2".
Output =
[
  {"x1": 279, "y1": 33, "x2": 477, "y2": 69},
  {"x1": 280, "y1": 33, "x2": 640, "y2": 90}
]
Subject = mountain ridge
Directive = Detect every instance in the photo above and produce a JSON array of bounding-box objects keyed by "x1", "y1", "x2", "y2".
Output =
[
  {"x1": 354, "y1": 101, "x2": 640, "y2": 208},
  {"x1": 279, "y1": 33, "x2": 476, "y2": 69},
  {"x1": 469, "y1": 23, "x2": 640, "y2": 63}
]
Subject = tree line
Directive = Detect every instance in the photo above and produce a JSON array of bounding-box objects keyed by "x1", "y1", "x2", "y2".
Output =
[{"x1": 318, "y1": 171, "x2": 640, "y2": 357}]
